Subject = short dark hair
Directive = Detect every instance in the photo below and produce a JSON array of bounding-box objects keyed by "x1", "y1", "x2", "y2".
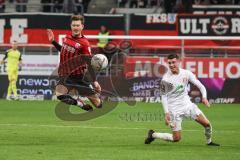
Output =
[
  {"x1": 71, "y1": 15, "x2": 84, "y2": 24},
  {"x1": 167, "y1": 54, "x2": 180, "y2": 60}
]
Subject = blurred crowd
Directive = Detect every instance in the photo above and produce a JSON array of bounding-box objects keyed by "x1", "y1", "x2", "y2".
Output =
[
  {"x1": 0, "y1": 0, "x2": 91, "y2": 13},
  {"x1": 118, "y1": 0, "x2": 159, "y2": 8},
  {"x1": 0, "y1": 0, "x2": 239, "y2": 13},
  {"x1": 118, "y1": 0, "x2": 240, "y2": 13},
  {"x1": 41, "y1": 0, "x2": 91, "y2": 13}
]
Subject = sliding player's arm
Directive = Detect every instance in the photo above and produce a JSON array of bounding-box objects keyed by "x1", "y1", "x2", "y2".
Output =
[{"x1": 188, "y1": 71, "x2": 210, "y2": 107}]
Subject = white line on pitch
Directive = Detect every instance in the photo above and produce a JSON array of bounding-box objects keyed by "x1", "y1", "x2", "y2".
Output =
[{"x1": 0, "y1": 123, "x2": 239, "y2": 133}]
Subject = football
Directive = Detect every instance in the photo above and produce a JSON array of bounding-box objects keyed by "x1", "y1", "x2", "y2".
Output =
[{"x1": 91, "y1": 54, "x2": 108, "y2": 71}]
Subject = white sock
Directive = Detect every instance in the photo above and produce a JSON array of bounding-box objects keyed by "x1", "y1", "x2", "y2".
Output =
[
  {"x1": 152, "y1": 132, "x2": 173, "y2": 141},
  {"x1": 205, "y1": 125, "x2": 212, "y2": 144}
]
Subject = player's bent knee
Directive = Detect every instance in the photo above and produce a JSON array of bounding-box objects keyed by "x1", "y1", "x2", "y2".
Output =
[
  {"x1": 202, "y1": 118, "x2": 211, "y2": 128},
  {"x1": 173, "y1": 137, "x2": 181, "y2": 142},
  {"x1": 205, "y1": 122, "x2": 211, "y2": 128}
]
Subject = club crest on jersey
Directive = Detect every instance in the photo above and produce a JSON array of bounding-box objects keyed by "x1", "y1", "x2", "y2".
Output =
[
  {"x1": 75, "y1": 43, "x2": 81, "y2": 48},
  {"x1": 62, "y1": 44, "x2": 76, "y2": 53}
]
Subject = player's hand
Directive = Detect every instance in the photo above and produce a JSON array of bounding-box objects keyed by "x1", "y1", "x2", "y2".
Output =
[
  {"x1": 202, "y1": 98, "x2": 210, "y2": 107},
  {"x1": 0, "y1": 60, "x2": 4, "y2": 65},
  {"x1": 164, "y1": 113, "x2": 170, "y2": 126},
  {"x1": 93, "y1": 81, "x2": 101, "y2": 93},
  {"x1": 47, "y1": 29, "x2": 54, "y2": 42}
]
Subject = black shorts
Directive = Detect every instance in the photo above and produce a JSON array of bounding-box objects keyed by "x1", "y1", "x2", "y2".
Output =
[{"x1": 57, "y1": 75, "x2": 96, "y2": 96}]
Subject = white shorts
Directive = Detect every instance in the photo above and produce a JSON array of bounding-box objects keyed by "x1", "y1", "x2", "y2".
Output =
[{"x1": 169, "y1": 103, "x2": 204, "y2": 132}]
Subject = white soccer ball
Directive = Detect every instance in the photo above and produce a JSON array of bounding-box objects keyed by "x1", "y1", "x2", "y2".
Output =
[{"x1": 91, "y1": 54, "x2": 108, "y2": 71}]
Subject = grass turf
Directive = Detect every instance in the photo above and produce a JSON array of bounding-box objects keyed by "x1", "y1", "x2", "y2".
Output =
[{"x1": 0, "y1": 100, "x2": 239, "y2": 160}]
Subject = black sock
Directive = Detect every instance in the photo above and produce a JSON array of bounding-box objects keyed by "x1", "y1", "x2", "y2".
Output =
[{"x1": 57, "y1": 95, "x2": 77, "y2": 105}]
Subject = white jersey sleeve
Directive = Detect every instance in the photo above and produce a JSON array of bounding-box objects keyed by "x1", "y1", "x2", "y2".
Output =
[
  {"x1": 187, "y1": 70, "x2": 207, "y2": 99},
  {"x1": 161, "y1": 74, "x2": 169, "y2": 113}
]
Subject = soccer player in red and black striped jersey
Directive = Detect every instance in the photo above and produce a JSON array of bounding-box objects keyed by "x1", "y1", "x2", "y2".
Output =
[{"x1": 47, "y1": 15, "x2": 102, "y2": 111}]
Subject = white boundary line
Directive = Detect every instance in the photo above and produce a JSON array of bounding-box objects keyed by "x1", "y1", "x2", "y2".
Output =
[{"x1": 0, "y1": 123, "x2": 238, "y2": 133}]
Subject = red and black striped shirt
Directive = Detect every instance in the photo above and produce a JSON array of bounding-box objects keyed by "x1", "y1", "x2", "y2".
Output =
[{"x1": 58, "y1": 34, "x2": 92, "y2": 76}]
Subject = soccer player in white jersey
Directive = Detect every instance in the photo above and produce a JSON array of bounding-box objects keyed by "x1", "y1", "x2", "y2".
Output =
[{"x1": 145, "y1": 54, "x2": 220, "y2": 146}]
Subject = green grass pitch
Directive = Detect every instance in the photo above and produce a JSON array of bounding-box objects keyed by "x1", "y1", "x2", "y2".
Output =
[{"x1": 0, "y1": 100, "x2": 240, "y2": 160}]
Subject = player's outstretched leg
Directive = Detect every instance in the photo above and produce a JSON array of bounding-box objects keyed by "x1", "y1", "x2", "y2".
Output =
[
  {"x1": 57, "y1": 94, "x2": 93, "y2": 111},
  {"x1": 145, "y1": 130, "x2": 178, "y2": 144},
  {"x1": 195, "y1": 114, "x2": 220, "y2": 146},
  {"x1": 56, "y1": 85, "x2": 93, "y2": 111},
  {"x1": 144, "y1": 130, "x2": 155, "y2": 144}
]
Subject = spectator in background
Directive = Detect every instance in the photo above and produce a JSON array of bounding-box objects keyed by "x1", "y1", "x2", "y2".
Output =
[
  {"x1": 74, "y1": 0, "x2": 91, "y2": 13},
  {"x1": 150, "y1": 0, "x2": 158, "y2": 7},
  {"x1": 182, "y1": 0, "x2": 193, "y2": 13},
  {"x1": 73, "y1": 0, "x2": 91, "y2": 14},
  {"x1": 130, "y1": 0, "x2": 138, "y2": 7},
  {"x1": 130, "y1": 0, "x2": 148, "y2": 8},
  {"x1": 210, "y1": 0, "x2": 226, "y2": 4},
  {"x1": 41, "y1": 0, "x2": 52, "y2": 12},
  {"x1": 164, "y1": 0, "x2": 176, "y2": 13},
  {"x1": 82, "y1": 0, "x2": 91, "y2": 13},
  {"x1": 74, "y1": 0, "x2": 83, "y2": 13},
  {"x1": 235, "y1": 0, "x2": 240, "y2": 4},
  {"x1": 16, "y1": 0, "x2": 28, "y2": 12},
  {"x1": 165, "y1": 0, "x2": 193, "y2": 13},
  {"x1": 0, "y1": 0, "x2": 5, "y2": 13},
  {"x1": 97, "y1": 25, "x2": 112, "y2": 60},
  {"x1": 193, "y1": 0, "x2": 205, "y2": 5},
  {"x1": 53, "y1": 0, "x2": 64, "y2": 13},
  {"x1": 97, "y1": 25, "x2": 110, "y2": 49},
  {"x1": 138, "y1": 0, "x2": 147, "y2": 8},
  {"x1": 118, "y1": 0, "x2": 127, "y2": 7}
]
